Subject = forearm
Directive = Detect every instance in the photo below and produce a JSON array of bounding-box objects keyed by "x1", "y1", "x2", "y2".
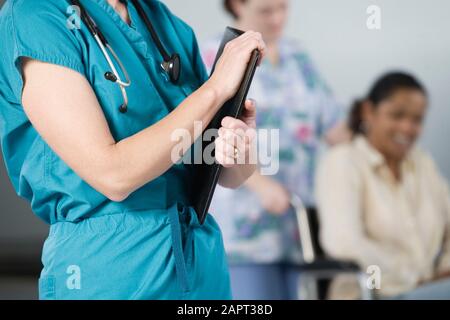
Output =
[
  {"x1": 218, "y1": 163, "x2": 257, "y2": 189},
  {"x1": 105, "y1": 83, "x2": 222, "y2": 199},
  {"x1": 322, "y1": 227, "x2": 398, "y2": 270},
  {"x1": 241, "y1": 169, "x2": 266, "y2": 192}
]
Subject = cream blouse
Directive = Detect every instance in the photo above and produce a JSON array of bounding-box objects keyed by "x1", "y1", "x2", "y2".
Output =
[{"x1": 316, "y1": 135, "x2": 450, "y2": 297}]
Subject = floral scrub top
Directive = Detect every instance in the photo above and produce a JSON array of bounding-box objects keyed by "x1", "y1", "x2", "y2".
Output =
[{"x1": 201, "y1": 37, "x2": 342, "y2": 264}]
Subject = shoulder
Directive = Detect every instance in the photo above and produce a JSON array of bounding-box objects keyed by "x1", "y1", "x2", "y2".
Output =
[
  {"x1": 322, "y1": 141, "x2": 360, "y2": 168},
  {"x1": 0, "y1": 1, "x2": 72, "y2": 71},
  {"x1": 318, "y1": 141, "x2": 356, "y2": 173},
  {"x1": 0, "y1": 0, "x2": 86, "y2": 102},
  {"x1": 318, "y1": 139, "x2": 366, "y2": 182},
  {"x1": 316, "y1": 141, "x2": 364, "y2": 194},
  {"x1": 1, "y1": 0, "x2": 80, "y2": 44},
  {"x1": 4, "y1": 0, "x2": 68, "y2": 19}
]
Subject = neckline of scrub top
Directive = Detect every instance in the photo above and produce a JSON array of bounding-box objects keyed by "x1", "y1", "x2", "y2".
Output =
[{"x1": 88, "y1": 0, "x2": 154, "y2": 61}]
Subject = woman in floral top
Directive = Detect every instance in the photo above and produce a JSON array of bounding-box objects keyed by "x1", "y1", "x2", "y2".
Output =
[{"x1": 201, "y1": 0, "x2": 349, "y2": 299}]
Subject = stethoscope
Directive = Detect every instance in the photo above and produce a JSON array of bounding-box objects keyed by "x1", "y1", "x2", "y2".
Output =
[{"x1": 70, "y1": 0, "x2": 181, "y2": 113}]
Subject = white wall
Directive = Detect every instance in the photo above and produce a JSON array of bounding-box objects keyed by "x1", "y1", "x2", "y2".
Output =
[{"x1": 164, "y1": 0, "x2": 450, "y2": 180}]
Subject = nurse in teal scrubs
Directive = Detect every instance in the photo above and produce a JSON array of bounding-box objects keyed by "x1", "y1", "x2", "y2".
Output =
[{"x1": 0, "y1": 0, "x2": 265, "y2": 299}]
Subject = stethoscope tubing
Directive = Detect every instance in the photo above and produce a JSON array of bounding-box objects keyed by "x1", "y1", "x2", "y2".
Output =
[
  {"x1": 70, "y1": 0, "x2": 180, "y2": 113},
  {"x1": 93, "y1": 31, "x2": 130, "y2": 111}
]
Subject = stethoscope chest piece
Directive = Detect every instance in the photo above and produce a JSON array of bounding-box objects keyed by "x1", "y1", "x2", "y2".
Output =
[{"x1": 161, "y1": 53, "x2": 181, "y2": 84}]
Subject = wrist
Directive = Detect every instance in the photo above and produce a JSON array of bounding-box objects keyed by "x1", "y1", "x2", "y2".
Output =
[
  {"x1": 244, "y1": 171, "x2": 266, "y2": 194},
  {"x1": 203, "y1": 77, "x2": 228, "y2": 106}
]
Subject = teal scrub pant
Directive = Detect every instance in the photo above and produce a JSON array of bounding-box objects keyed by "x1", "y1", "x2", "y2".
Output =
[
  {"x1": 229, "y1": 264, "x2": 300, "y2": 300},
  {"x1": 38, "y1": 203, "x2": 232, "y2": 300}
]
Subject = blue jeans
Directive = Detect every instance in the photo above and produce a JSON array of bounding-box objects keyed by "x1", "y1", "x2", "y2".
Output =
[
  {"x1": 393, "y1": 278, "x2": 450, "y2": 300},
  {"x1": 229, "y1": 263, "x2": 300, "y2": 300}
]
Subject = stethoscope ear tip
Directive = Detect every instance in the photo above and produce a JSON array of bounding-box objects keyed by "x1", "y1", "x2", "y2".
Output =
[
  {"x1": 105, "y1": 72, "x2": 118, "y2": 82},
  {"x1": 119, "y1": 104, "x2": 128, "y2": 113}
]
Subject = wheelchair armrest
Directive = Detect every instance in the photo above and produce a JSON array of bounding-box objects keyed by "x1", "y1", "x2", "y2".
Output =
[
  {"x1": 298, "y1": 258, "x2": 360, "y2": 273},
  {"x1": 297, "y1": 258, "x2": 376, "y2": 300}
]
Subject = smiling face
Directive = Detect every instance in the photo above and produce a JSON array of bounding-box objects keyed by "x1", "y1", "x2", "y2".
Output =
[
  {"x1": 363, "y1": 88, "x2": 428, "y2": 162},
  {"x1": 233, "y1": 0, "x2": 289, "y2": 43}
]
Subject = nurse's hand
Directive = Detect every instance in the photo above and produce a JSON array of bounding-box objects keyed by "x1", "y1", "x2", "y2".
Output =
[
  {"x1": 256, "y1": 177, "x2": 291, "y2": 215},
  {"x1": 244, "y1": 172, "x2": 291, "y2": 216},
  {"x1": 207, "y1": 31, "x2": 266, "y2": 103},
  {"x1": 215, "y1": 99, "x2": 256, "y2": 168},
  {"x1": 216, "y1": 99, "x2": 258, "y2": 189}
]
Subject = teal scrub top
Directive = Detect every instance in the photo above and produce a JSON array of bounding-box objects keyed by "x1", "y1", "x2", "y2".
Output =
[{"x1": 0, "y1": 0, "x2": 209, "y2": 224}]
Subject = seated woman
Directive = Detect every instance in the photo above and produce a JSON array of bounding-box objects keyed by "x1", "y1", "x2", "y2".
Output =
[{"x1": 316, "y1": 72, "x2": 450, "y2": 299}]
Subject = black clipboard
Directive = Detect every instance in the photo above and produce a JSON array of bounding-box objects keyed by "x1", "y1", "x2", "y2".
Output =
[{"x1": 191, "y1": 27, "x2": 261, "y2": 225}]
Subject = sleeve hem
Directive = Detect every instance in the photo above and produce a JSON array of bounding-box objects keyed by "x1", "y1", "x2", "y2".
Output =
[
  {"x1": 15, "y1": 49, "x2": 85, "y2": 78},
  {"x1": 10, "y1": 49, "x2": 86, "y2": 106}
]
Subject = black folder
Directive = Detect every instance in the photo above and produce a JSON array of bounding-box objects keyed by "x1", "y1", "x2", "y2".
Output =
[{"x1": 191, "y1": 27, "x2": 261, "y2": 225}]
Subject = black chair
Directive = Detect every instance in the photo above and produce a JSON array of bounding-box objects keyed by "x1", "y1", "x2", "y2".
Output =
[{"x1": 290, "y1": 195, "x2": 375, "y2": 300}]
